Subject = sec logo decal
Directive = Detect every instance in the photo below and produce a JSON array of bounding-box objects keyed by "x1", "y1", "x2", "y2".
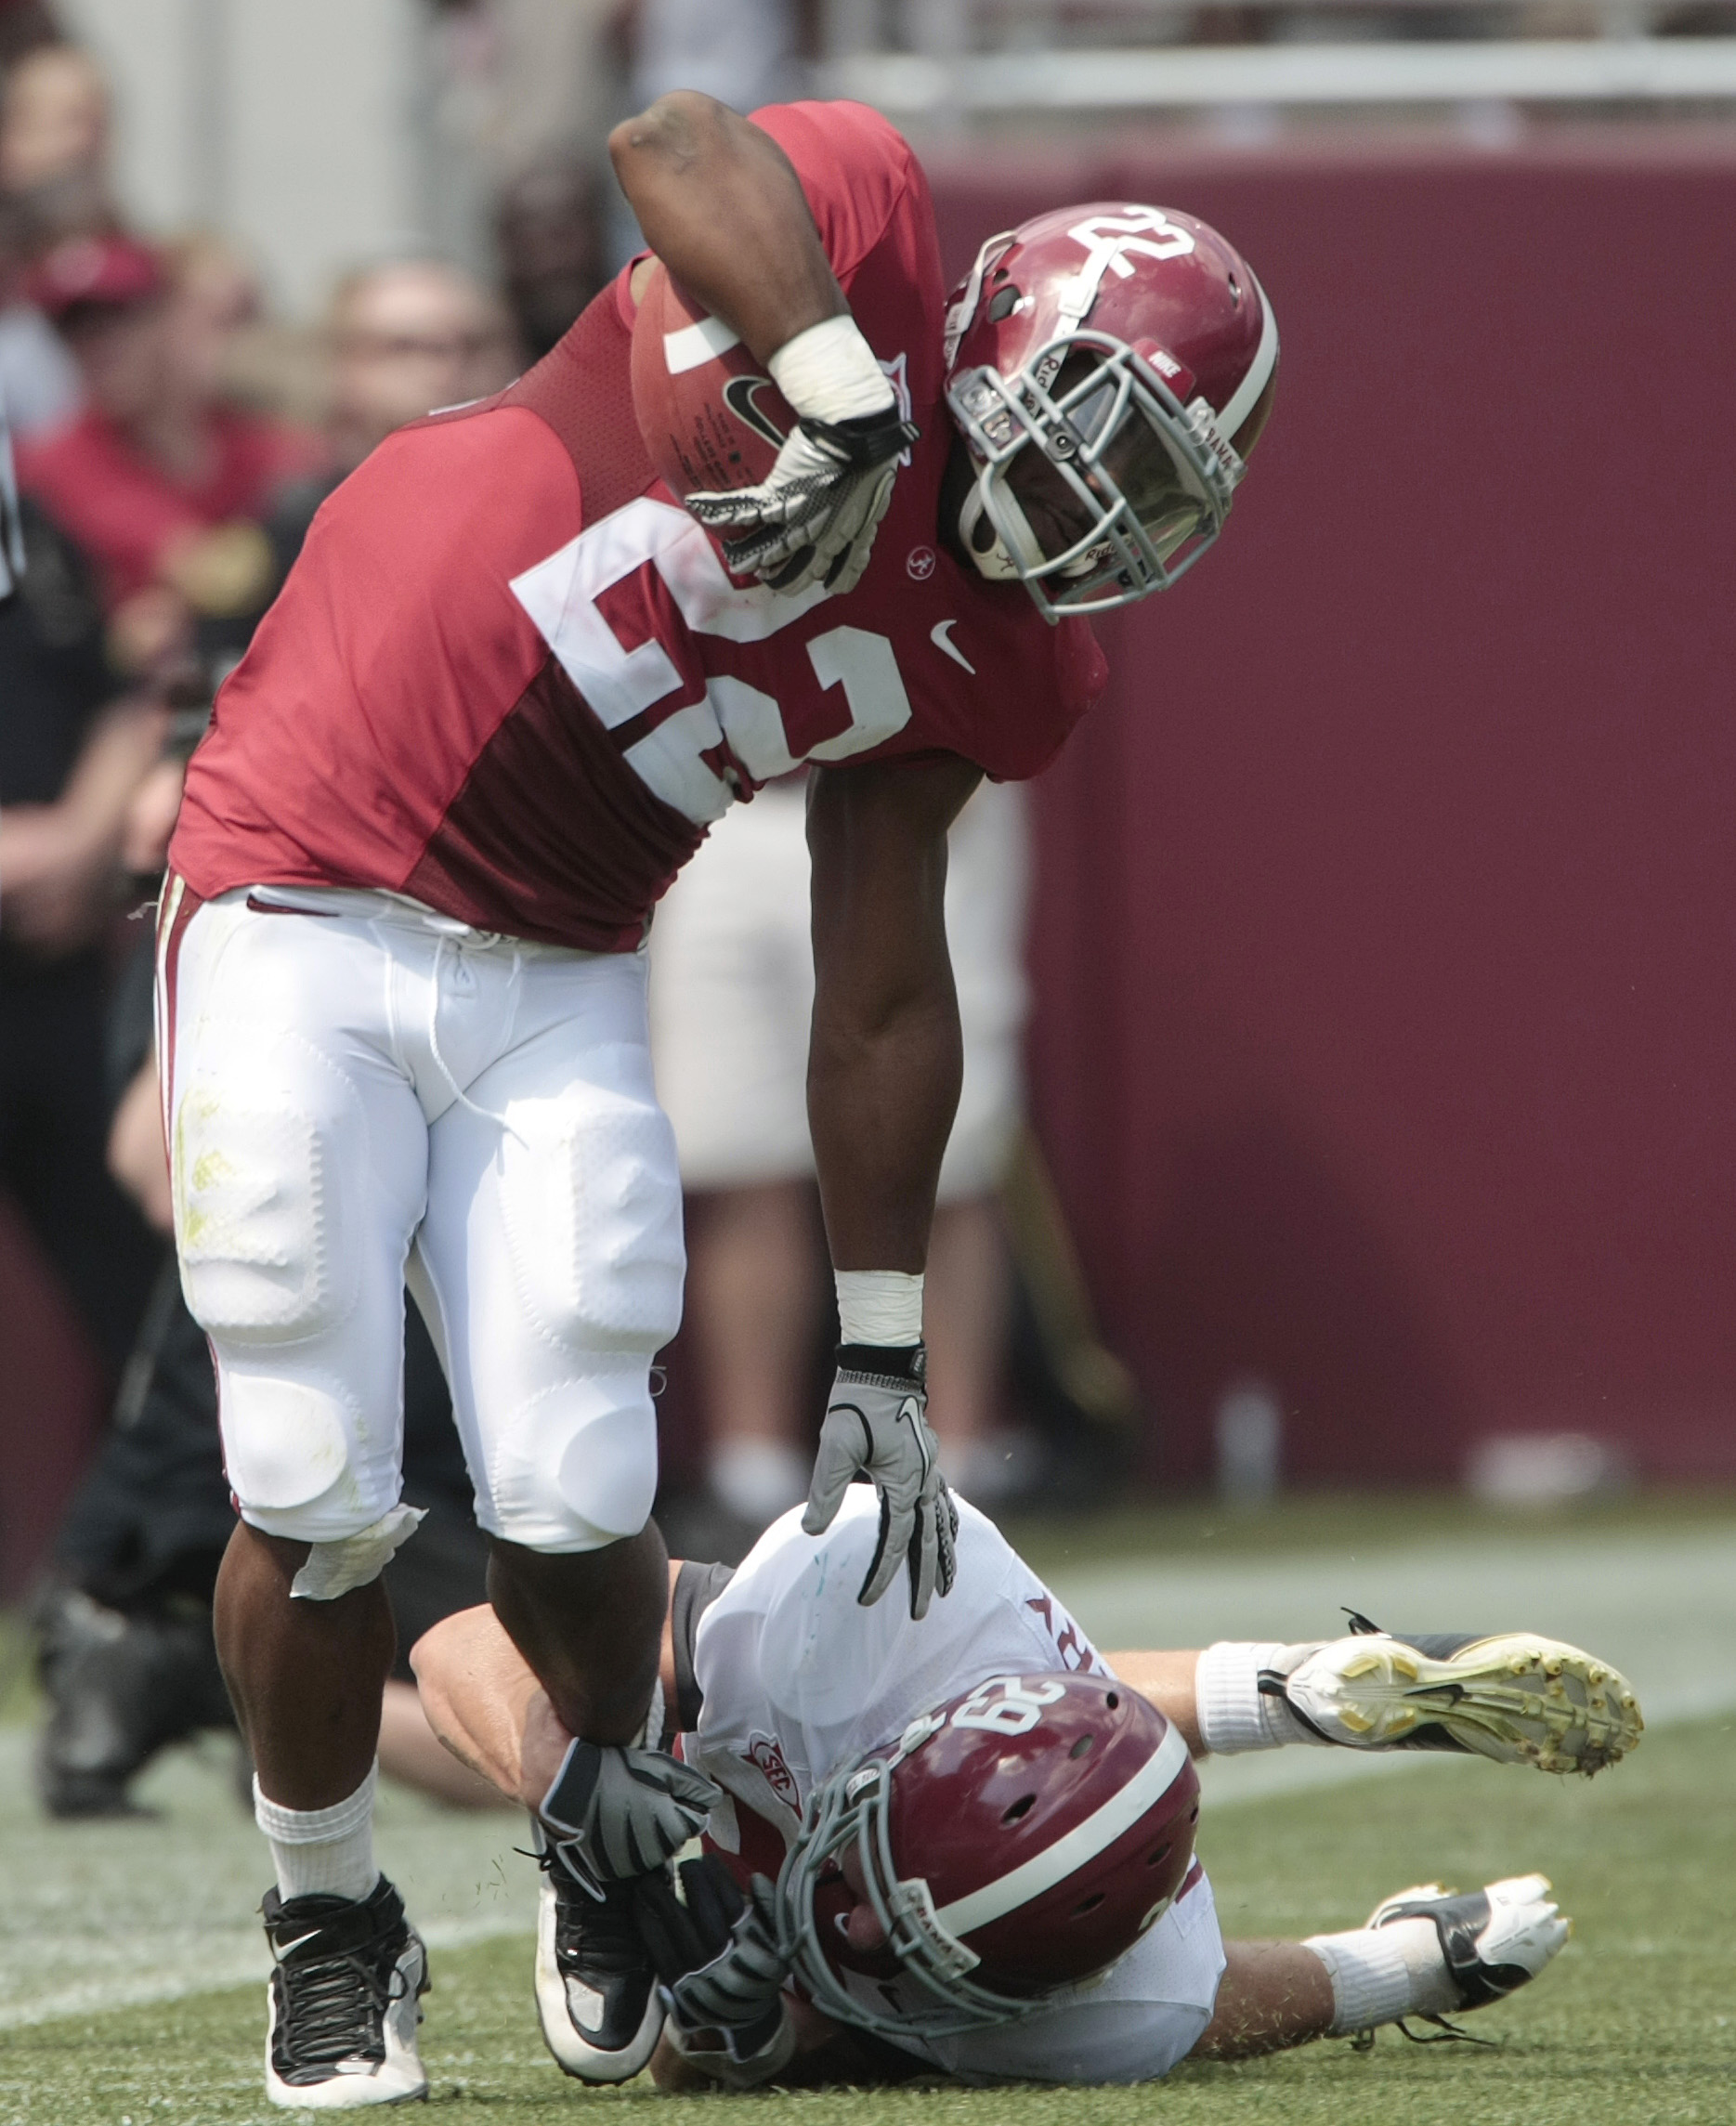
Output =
[{"x1": 906, "y1": 545, "x2": 936, "y2": 580}]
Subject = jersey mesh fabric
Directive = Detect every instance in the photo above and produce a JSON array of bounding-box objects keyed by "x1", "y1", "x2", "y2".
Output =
[{"x1": 170, "y1": 101, "x2": 1106, "y2": 952}]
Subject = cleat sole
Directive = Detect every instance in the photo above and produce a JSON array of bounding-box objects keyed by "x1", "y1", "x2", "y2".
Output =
[{"x1": 1314, "y1": 1635, "x2": 1643, "y2": 1774}]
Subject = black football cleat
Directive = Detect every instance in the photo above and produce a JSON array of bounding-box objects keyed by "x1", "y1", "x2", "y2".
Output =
[
  {"x1": 1262, "y1": 1615, "x2": 1642, "y2": 1774},
  {"x1": 533, "y1": 1835, "x2": 664, "y2": 2083},
  {"x1": 262, "y1": 1875, "x2": 427, "y2": 2108}
]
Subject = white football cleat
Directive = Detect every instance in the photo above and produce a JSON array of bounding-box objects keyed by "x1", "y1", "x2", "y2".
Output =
[
  {"x1": 533, "y1": 1842, "x2": 664, "y2": 2083},
  {"x1": 1270, "y1": 1619, "x2": 1642, "y2": 1774},
  {"x1": 1371, "y1": 1873, "x2": 1570, "y2": 2017},
  {"x1": 263, "y1": 1876, "x2": 427, "y2": 2107}
]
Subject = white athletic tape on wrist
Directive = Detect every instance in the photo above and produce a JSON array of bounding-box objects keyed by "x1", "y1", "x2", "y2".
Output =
[
  {"x1": 835, "y1": 1269, "x2": 923, "y2": 1346},
  {"x1": 767, "y1": 315, "x2": 894, "y2": 425},
  {"x1": 289, "y1": 1503, "x2": 425, "y2": 1600}
]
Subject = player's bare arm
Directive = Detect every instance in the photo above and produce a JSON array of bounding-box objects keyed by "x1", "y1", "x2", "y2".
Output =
[
  {"x1": 799, "y1": 753, "x2": 982, "y2": 1615},
  {"x1": 805, "y1": 754, "x2": 981, "y2": 1272},
  {"x1": 609, "y1": 94, "x2": 844, "y2": 370},
  {"x1": 611, "y1": 94, "x2": 916, "y2": 593}
]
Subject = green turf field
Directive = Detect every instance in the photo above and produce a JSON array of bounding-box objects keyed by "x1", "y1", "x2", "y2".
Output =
[
  {"x1": 7, "y1": 1708, "x2": 1732, "y2": 2122},
  {"x1": 5, "y1": 1498, "x2": 1733, "y2": 2123}
]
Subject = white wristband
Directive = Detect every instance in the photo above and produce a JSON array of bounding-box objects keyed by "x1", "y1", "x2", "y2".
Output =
[
  {"x1": 767, "y1": 315, "x2": 894, "y2": 426},
  {"x1": 836, "y1": 1269, "x2": 923, "y2": 1347}
]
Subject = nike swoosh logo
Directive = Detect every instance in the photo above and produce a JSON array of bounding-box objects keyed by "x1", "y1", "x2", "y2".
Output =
[
  {"x1": 931, "y1": 620, "x2": 975, "y2": 673},
  {"x1": 722, "y1": 373, "x2": 789, "y2": 450}
]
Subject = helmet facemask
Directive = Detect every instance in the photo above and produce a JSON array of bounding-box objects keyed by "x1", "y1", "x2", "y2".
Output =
[
  {"x1": 777, "y1": 1741, "x2": 1046, "y2": 2041},
  {"x1": 948, "y1": 331, "x2": 1249, "y2": 620}
]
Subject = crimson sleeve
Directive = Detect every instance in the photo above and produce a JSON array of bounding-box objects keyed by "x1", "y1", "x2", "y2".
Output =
[{"x1": 747, "y1": 99, "x2": 920, "y2": 288}]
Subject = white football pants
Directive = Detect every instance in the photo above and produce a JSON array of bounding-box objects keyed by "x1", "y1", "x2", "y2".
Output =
[{"x1": 157, "y1": 880, "x2": 684, "y2": 1555}]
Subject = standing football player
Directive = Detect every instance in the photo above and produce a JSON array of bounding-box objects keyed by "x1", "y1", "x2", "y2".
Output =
[
  {"x1": 413, "y1": 1494, "x2": 1640, "y2": 2088},
  {"x1": 159, "y1": 90, "x2": 1276, "y2": 2106}
]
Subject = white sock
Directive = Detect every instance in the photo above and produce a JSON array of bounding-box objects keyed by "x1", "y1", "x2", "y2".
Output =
[
  {"x1": 1302, "y1": 1919, "x2": 1457, "y2": 2034},
  {"x1": 255, "y1": 1765, "x2": 379, "y2": 1904},
  {"x1": 710, "y1": 1439, "x2": 808, "y2": 1525},
  {"x1": 1194, "y1": 1642, "x2": 1327, "y2": 1753}
]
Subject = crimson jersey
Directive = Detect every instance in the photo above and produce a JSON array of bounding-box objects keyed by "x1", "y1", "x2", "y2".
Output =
[{"x1": 171, "y1": 102, "x2": 1106, "y2": 952}]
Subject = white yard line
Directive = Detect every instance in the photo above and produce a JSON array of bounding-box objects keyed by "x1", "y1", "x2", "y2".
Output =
[{"x1": 6, "y1": 1521, "x2": 1731, "y2": 2028}]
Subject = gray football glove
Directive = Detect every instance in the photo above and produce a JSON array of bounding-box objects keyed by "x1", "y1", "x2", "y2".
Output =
[
  {"x1": 685, "y1": 405, "x2": 917, "y2": 596},
  {"x1": 635, "y1": 1856, "x2": 793, "y2": 2080},
  {"x1": 803, "y1": 1342, "x2": 959, "y2": 1621},
  {"x1": 539, "y1": 1739, "x2": 721, "y2": 1892}
]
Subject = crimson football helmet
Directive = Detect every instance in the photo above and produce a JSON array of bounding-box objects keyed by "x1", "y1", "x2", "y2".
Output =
[
  {"x1": 944, "y1": 203, "x2": 1278, "y2": 620},
  {"x1": 777, "y1": 1670, "x2": 1199, "y2": 2040}
]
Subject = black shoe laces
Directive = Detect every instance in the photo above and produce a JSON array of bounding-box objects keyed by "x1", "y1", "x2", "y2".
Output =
[{"x1": 272, "y1": 1940, "x2": 411, "y2": 2074}]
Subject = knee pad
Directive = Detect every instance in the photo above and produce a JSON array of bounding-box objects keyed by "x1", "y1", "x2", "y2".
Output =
[
  {"x1": 219, "y1": 1369, "x2": 398, "y2": 1542},
  {"x1": 499, "y1": 1055, "x2": 685, "y2": 1360},
  {"x1": 484, "y1": 1376, "x2": 659, "y2": 1552},
  {"x1": 172, "y1": 1035, "x2": 364, "y2": 1345}
]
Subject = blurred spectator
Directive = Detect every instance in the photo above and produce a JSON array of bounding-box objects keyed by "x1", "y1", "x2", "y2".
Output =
[
  {"x1": 494, "y1": 156, "x2": 605, "y2": 360},
  {"x1": 650, "y1": 779, "x2": 1037, "y2": 1542},
  {"x1": 0, "y1": 195, "x2": 78, "y2": 437},
  {"x1": 0, "y1": 489, "x2": 163, "y2": 1372},
  {"x1": 262, "y1": 256, "x2": 516, "y2": 573},
  {"x1": 0, "y1": 33, "x2": 111, "y2": 440},
  {"x1": 0, "y1": 38, "x2": 115, "y2": 245},
  {"x1": 424, "y1": 0, "x2": 627, "y2": 273},
  {"x1": 0, "y1": 3, "x2": 60, "y2": 72},
  {"x1": 16, "y1": 231, "x2": 320, "y2": 671}
]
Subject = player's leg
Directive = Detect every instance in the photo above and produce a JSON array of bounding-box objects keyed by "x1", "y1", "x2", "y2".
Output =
[
  {"x1": 162, "y1": 884, "x2": 433, "y2": 2107},
  {"x1": 1198, "y1": 1873, "x2": 1571, "y2": 2059},
  {"x1": 415, "y1": 942, "x2": 696, "y2": 2081},
  {"x1": 1190, "y1": 1941, "x2": 1335, "y2": 2058}
]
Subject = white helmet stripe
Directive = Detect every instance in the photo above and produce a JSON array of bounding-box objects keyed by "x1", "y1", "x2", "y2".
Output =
[
  {"x1": 1213, "y1": 272, "x2": 1279, "y2": 444},
  {"x1": 933, "y1": 1719, "x2": 1192, "y2": 1938}
]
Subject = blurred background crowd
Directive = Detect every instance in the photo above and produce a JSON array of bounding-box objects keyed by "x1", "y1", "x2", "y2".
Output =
[{"x1": 2, "y1": 0, "x2": 1731, "y2": 1817}]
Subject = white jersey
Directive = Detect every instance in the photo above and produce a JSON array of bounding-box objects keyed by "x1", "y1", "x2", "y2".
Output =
[{"x1": 687, "y1": 1491, "x2": 1225, "y2": 2084}]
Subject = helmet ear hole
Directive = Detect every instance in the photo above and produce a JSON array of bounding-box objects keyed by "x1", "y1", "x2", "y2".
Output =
[
  {"x1": 1105, "y1": 1692, "x2": 1119, "y2": 1710},
  {"x1": 1146, "y1": 1841, "x2": 1172, "y2": 1868},
  {"x1": 1072, "y1": 1893, "x2": 1106, "y2": 1918},
  {"x1": 987, "y1": 285, "x2": 1020, "y2": 323},
  {"x1": 1001, "y1": 1793, "x2": 1037, "y2": 1824},
  {"x1": 1069, "y1": 1733, "x2": 1095, "y2": 1759}
]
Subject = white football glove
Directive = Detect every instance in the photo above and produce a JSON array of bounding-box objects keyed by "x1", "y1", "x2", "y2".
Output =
[
  {"x1": 685, "y1": 408, "x2": 915, "y2": 595},
  {"x1": 684, "y1": 313, "x2": 917, "y2": 596},
  {"x1": 803, "y1": 1342, "x2": 959, "y2": 1620},
  {"x1": 539, "y1": 1738, "x2": 721, "y2": 1891}
]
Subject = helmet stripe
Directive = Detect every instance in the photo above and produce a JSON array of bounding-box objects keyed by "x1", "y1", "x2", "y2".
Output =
[
  {"x1": 932, "y1": 1719, "x2": 1192, "y2": 1938},
  {"x1": 1214, "y1": 274, "x2": 1279, "y2": 443}
]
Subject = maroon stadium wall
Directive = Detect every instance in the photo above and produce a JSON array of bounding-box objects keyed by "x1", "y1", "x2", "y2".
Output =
[{"x1": 927, "y1": 132, "x2": 1736, "y2": 1489}]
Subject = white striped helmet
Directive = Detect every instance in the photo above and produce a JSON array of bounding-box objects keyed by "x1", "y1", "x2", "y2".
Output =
[{"x1": 777, "y1": 1670, "x2": 1199, "y2": 2038}]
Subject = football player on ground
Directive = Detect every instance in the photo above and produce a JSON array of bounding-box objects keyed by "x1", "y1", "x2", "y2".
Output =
[
  {"x1": 157, "y1": 88, "x2": 1277, "y2": 2106},
  {"x1": 415, "y1": 1493, "x2": 1642, "y2": 2089}
]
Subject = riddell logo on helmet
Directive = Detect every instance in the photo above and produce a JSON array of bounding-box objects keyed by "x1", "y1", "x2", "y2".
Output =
[{"x1": 745, "y1": 1732, "x2": 799, "y2": 1806}]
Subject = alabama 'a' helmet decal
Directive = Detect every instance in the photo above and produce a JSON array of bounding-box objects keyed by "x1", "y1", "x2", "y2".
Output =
[
  {"x1": 777, "y1": 1669, "x2": 1200, "y2": 2039},
  {"x1": 943, "y1": 203, "x2": 1278, "y2": 620}
]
